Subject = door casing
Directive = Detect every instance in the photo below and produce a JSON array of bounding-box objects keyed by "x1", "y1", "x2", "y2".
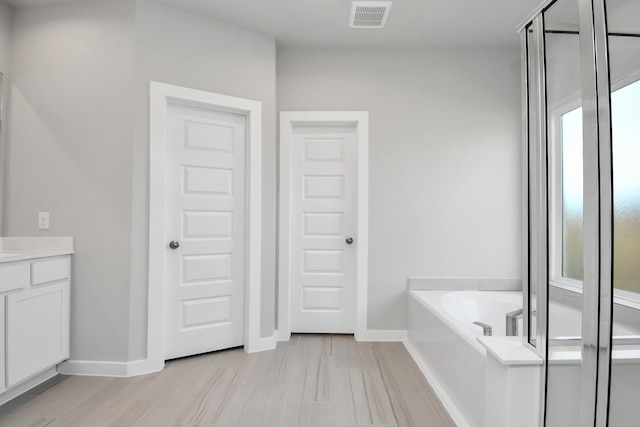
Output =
[
  {"x1": 148, "y1": 81, "x2": 266, "y2": 372},
  {"x1": 278, "y1": 111, "x2": 369, "y2": 341}
]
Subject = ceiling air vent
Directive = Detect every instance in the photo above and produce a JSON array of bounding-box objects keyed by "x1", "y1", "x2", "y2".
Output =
[{"x1": 349, "y1": 1, "x2": 392, "y2": 29}]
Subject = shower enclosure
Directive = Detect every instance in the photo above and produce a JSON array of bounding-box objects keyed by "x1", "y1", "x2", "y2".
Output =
[{"x1": 520, "y1": 0, "x2": 640, "y2": 425}]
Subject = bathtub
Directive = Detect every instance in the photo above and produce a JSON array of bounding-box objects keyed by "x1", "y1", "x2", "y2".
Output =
[
  {"x1": 406, "y1": 289, "x2": 640, "y2": 427},
  {"x1": 407, "y1": 289, "x2": 640, "y2": 427},
  {"x1": 406, "y1": 290, "x2": 528, "y2": 427}
]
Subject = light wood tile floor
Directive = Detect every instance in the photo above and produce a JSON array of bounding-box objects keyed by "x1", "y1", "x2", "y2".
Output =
[{"x1": 0, "y1": 335, "x2": 456, "y2": 427}]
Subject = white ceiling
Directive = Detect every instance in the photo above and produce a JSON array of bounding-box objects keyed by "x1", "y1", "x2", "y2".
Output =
[
  {"x1": 5, "y1": 0, "x2": 543, "y2": 48},
  {"x1": 151, "y1": 0, "x2": 542, "y2": 48}
]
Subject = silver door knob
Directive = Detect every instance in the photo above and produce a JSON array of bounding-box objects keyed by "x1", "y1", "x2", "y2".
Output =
[
  {"x1": 345, "y1": 237, "x2": 354, "y2": 245},
  {"x1": 169, "y1": 240, "x2": 180, "y2": 249}
]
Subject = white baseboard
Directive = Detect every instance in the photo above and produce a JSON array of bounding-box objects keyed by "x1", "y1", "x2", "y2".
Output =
[
  {"x1": 0, "y1": 367, "x2": 58, "y2": 406},
  {"x1": 245, "y1": 332, "x2": 277, "y2": 353},
  {"x1": 276, "y1": 329, "x2": 291, "y2": 342},
  {"x1": 58, "y1": 358, "x2": 162, "y2": 378},
  {"x1": 60, "y1": 334, "x2": 278, "y2": 377},
  {"x1": 403, "y1": 339, "x2": 470, "y2": 427},
  {"x1": 357, "y1": 329, "x2": 408, "y2": 342}
]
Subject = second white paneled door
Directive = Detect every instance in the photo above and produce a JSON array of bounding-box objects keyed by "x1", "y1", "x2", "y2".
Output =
[
  {"x1": 291, "y1": 125, "x2": 358, "y2": 333},
  {"x1": 164, "y1": 102, "x2": 246, "y2": 360}
]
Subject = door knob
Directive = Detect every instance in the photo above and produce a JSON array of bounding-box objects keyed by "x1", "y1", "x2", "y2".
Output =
[
  {"x1": 169, "y1": 240, "x2": 180, "y2": 249},
  {"x1": 345, "y1": 237, "x2": 354, "y2": 245}
]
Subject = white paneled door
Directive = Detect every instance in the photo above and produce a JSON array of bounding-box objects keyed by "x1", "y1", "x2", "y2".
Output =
[
  {"x1": 291, "y1": 125, "x2": 358, "y2": 332},
  {"x1": 163, "y1": 102, "x2": 246, "y2": 360}
]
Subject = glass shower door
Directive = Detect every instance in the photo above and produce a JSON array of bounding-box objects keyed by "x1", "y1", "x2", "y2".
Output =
[
  {"x1": 523, "y1": 0, "x2": 640, "y2": 424},
  {"x1": 606, "y1": 0, "x2": 640, "y2": 424},
  {"x1": 542, "y1": 0, "x2": 586, "y2": 424}
]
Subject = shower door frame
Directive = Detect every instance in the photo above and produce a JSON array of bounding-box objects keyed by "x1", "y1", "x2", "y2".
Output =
[
  {"x1": 520, "y1": 16, "x2": 550, "y2": 426},
  {"x1": 576, "y1": 0, "x2": 614, "y2": 424}
]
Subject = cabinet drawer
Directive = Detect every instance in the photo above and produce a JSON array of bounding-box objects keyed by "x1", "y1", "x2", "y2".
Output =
[
  {"x1": 0, "y1": 263, "x2": 29, "y2": 293},
  {"x1": 31, "y1": 257, "x2": 70, "y2": 286}
]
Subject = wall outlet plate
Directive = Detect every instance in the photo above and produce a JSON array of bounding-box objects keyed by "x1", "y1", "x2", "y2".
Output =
[{"x1": 38, "y1": 212, "x2": 50, "y2": 230}]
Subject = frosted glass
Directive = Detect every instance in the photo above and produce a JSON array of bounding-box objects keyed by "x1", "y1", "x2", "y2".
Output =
[
  {"x1": 612, "y1": 79, "x2": 640, "y2": 294},
  {"x1": 562, "y1": 108, "x2": 584, "y2": 281}
]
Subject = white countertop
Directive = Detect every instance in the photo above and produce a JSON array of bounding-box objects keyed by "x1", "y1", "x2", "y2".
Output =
[{"x1": 0, "y1": 237, "x2": 74, "y2": 263}]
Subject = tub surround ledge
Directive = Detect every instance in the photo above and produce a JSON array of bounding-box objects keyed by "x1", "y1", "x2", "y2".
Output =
[
  {"x1": 408, "y1": 277, "x2": 522, "y2": 292},
  {"x1": 477, "y1": 336, "x2": 543, "y2": 365}
]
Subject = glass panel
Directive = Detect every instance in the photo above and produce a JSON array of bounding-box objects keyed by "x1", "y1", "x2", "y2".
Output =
[
  {"x1": 543, "y1": 0, "x2": 585, "y2": 425},
  {"x1": 561, "y1": 106, "x2": 584, "y2": 281},
  {"x1": 606, "y1": 0, "x2": 640, "y2": 424}
]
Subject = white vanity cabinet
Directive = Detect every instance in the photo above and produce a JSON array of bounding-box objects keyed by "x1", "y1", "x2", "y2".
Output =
[
  {"x1": 0, "y1": 256, "x2": 70, "y2": 392},
  {"x1": 0, "y1": 261, "x2": 30, "y2": 394}
]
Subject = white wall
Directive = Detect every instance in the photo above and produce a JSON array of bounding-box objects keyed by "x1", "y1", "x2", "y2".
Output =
[
  {"x1": 131, "y1": 0, "x2": 277, "y2": 357},
  {"x1": 3, "y1": 0, "x2": 278, "y2": 365},
  {"x1": 2, "y1": 0, "x2": 520, "y2": 364},
  {"x1": 0, "y1": 1, "x2": 10, "y2": 87},
  {"x1": 0, "y1": 2, "x2": 9, "y2": 72},
  {"x1": 0, "y1": 1, "x2": 11, "y2": 234},
  {"x1": 5, "y1": 0, "x2": 137, "y2": 361},
  {"x1": 277, "y1": 48, "x2": 522, "y2": 330}
]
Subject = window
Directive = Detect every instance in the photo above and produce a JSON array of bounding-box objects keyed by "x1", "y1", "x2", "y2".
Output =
[
  {"x1": 611, "y1": 79, "x2": 640, "y2": 297},
  {"x1": 560, "y1": 107, "x2": 584, "y2": 283},
  {"x1": 551, "y1": 78, "x2": 640, "y2": 301}
]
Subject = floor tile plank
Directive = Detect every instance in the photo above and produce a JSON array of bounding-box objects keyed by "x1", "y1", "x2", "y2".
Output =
[
  {"x1": 0, "y1": 415, "x2": 54, "y2": 427},
  {"x1": 212, "y1": 381, "x2": 288, "y2": 427},
  {"x1": 281, "y1": 402, "x2": 338, "y2": 427},
  {"x1": 386, "y1": 383, "x2": 456, "y2": 427},
  {"x1": 335, "y1": 368, "x2": 396, "y2": 426},
  {"x1": 286, "y1": 355, "x2": 334, "y2": 402},
  {"x1": 333, "y1": 335, "x2": 365, "y2": 368},
  {"x1": 9, "y1": 376, "x2": 112, "y2": 420},
  {"x1": 372, "y1": 343, "x2": 420, "y2": 385}
]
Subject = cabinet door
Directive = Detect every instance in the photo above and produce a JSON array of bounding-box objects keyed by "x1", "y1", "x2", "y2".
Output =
[{"x1": 6, "y1": 281, "x2": 70, "y2": 387}]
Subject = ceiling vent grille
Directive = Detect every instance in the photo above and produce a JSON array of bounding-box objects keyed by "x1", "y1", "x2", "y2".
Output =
[{"x1": 349, "y1": 1, "x2": 392, "y2": 29}]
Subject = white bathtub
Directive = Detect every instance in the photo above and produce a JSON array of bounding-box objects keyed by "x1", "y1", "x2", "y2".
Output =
[
  {"x1": 406, "y1": 290, "x2": 528, "y2": 427},
  {"x1": 407, "y1": 289, "x2": 640, "y2": 427}
]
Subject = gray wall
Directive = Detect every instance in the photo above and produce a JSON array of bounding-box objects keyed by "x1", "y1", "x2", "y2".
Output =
[
  {"x1": 131, "y1": 0, "x2": 277, "y2": 357},
  {"x1": 5, "y1": 0, "x2": 137, "y2": 361},
  {"x1": 0, "y1": 1, "x2": 11, "y2": 235},
  {"x1": 0, "y1": 2, "x2": 10, "y2": 74},
  {"x1": 3, "y1": 0, "x2": 278, "y2": 363},
  {"x1": 0, "y1": 2, "x2": 9, "y2": 80},
  {"x1": 277, "y1": 48, "x2": 522, "y2": 330},
  {"x1": 1, "y1": 0, "x2": 521, "y2": 363}
]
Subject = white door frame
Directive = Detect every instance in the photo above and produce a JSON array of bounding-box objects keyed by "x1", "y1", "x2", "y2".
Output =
[
  {"x1": 147, "y1": 81, "x2": 264, "y2": 372},
  {"x1": 278, "y1": 111, "x2": 369, "y2": 341}
]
